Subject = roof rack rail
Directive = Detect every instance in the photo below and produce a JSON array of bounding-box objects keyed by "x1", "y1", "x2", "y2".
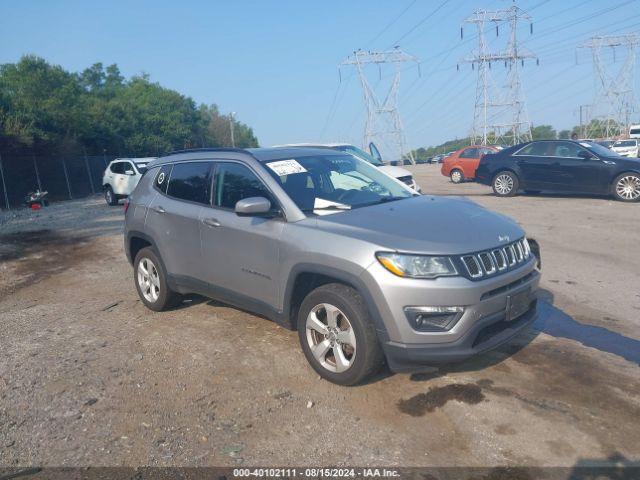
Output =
[{"x1": 164, "y1": 147, "x2": 248, "y2": 156}]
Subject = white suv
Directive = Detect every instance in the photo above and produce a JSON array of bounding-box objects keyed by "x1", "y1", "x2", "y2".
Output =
[
  {"x1": 102, "y1": 158, "x2": 155, "y2": 205},
  {"x1": 611, "y1": 139, "x2": 639, "y2": 158}
]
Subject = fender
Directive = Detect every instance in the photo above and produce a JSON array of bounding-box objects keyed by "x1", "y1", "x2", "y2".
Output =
[{"x1": 282, "y1": 263, "x2": 390, "y2": 342}]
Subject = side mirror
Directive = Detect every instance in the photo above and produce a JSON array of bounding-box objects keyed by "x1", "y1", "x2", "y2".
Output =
[
  {"x1": 235, "y1": 196, "x2": 272, "y2": 216},
  {"x1": 124, "y1": 169, "x2": 135, "y2": 175}
]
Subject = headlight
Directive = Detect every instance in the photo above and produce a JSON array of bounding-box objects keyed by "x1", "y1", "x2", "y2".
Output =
[{"x1": 376, "y1": 252, "x2": 458, "y2": 279}]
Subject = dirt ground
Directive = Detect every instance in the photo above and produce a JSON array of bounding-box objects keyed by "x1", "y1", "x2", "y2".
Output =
[{"x1": 0, "y1": 167, "x2": 639, "y2": 470}]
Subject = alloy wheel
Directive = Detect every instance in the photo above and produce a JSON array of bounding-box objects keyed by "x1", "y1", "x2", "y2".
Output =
[
  {"x1": 105, "y1": 189, "x2": 112, "y2": 203},
  {"x1": 305, "y1": 303, "x2": 356, "y2": 373},
  {"x1": 137, "y1": 257, "x2": 161, "y2": 303},
  {"x1": 615, "y1": 175, "x2": 640, "y2": 201},
  {"x1": 451, "y1": 170, "x2": 462, "y2": 183},
  {"x1": 494, "y1": 174, "x2": 514, "y2": 195}
]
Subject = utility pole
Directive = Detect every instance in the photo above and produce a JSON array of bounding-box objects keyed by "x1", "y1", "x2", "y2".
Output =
[
  {"x1": 579, "y1": 34, "x2": 639, "y2": 139},
  {"x1": 229, "y1": 111, "x2": 236, "y2": 147},
  {"x1": 578, "y1": 104, "x2": 591, "y2": 138},
  {"x1": 461, "y1": 5, "x2": 537, "y2": 146},
  {"x1": 340, "y1": 47, "x2": 419, "y2": 163}
]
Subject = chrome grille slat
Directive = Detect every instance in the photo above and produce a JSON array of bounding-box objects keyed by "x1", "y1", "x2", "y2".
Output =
[{"x1": 460, "y1": 238, "x2": 531, "y2": 279}]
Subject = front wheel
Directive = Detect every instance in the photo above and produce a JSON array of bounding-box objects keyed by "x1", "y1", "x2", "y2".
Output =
[
  {"x1": 450, "y1": 169, "x2": 464, "y2": 184},
  {"x1": 612, "y1": 173, "x2": 640, "y2": 202},
  {"x1": 492, "y1": 171, "x2": 519, "y2": 197},
  {"x1": 297, "y1": 283, "x2": 383, "y2": 386}
]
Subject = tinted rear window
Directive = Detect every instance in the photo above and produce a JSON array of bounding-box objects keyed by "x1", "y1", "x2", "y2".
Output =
[{"x1": 167, "y1": 162, "x2": 211, "y2": 204}]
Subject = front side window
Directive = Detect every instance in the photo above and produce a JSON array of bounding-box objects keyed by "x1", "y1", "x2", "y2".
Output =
[
  {"x1": 167, "y1": 162, "x2": 211, "y2": 205},
  {"x1": 263, "y1": 154, "x2": 413, "y2": 214},
  {"x1": 214, "y1": 163, "x2": 274, "y2": 209},
  {"x1": 553, "y1": 141, "x2": 586, "y2": 158}
]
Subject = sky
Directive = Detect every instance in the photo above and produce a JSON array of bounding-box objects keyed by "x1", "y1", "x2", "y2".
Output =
[{"x1": 1, "y1": 0, "x2": 639, "y2": 156}]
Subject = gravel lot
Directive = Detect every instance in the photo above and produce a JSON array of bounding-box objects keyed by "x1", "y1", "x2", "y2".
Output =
[{"x1": 1, "y1": 167, "x2": 639, "y2": 470}]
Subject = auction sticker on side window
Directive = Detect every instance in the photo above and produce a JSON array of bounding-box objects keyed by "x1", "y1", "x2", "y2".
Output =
[{"x1": 267, "y1": 159, "x2": 307, "y2": 176}]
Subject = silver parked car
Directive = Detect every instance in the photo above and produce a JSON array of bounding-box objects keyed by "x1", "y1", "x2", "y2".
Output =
[{"x1": 124, "y1": 147, "x2": 540, "y2": 385}]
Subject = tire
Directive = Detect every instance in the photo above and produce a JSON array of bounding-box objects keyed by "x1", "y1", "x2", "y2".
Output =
[
  {"x1": 297, "y1": 283, "x2": 384, "y2": 386},
  {"x1": 450, "y1": 169, "x2": 464, "y2": 184},
  {"x1": 133, "y1": 247, "x2": 182, "y2": 311},
  {"x1": 492, "y1": 171, "x2": 519, "y2": 197},
  {"x1": 104, "y1": 186, "x2": 118, "y2": 206},
  {"x1": 612, "y1": 172, "x2": 640, "y2": 202}
]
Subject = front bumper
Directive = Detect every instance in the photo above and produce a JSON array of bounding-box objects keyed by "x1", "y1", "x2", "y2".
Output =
[
  {"x1": 383, "y1": 299, "x2": 537, "y2": 372},
  {"x1": 361, "y1": 258, "x2": 540, "y2": 372}
]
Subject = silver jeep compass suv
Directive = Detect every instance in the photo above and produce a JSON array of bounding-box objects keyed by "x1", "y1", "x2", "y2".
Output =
[{"x1": 124, "y1": 147, "x2": 540, "y2": 385}]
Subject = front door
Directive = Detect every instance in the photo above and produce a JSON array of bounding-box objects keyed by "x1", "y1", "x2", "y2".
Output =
[
  {"x1": 549, "y1": 141, "x2": 610, "y2": 193},
  {"x1": 200, "y1": 162, "x2": 284, "y2": 309}
]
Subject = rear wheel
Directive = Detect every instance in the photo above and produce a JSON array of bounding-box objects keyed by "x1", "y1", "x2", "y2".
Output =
[
  {"x1": 492, "y1": 171, "x2": 519, "y2": 197},
  {"x1": 450, "y1": 169, "x2": 464, "y2": 184},
  {"x1": 297, "y1": 283, "x2": 383, "y2": 386},
  {"x1": 134, "y1": 247, "x2": 182, "y2": 311},
  {"x1": 612, "y1": 173, "x2": 640, "y2": 202},
  {"x1": 104, "y1": 186, "x2": 118, "y2": 206}
]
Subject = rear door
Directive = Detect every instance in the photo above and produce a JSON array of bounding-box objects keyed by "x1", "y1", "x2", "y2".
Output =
[
  {"x1": 109, "y1": 161, "x2": 128, "y2": 195},
  {"x1": 200, "y1": 161, "x2": 284, "y2": 308},
  {"x1": 513, "y1": 142, "x2": 559, "y2": 189},
  {"x1": 120, "y1": 161, "x2": 139, "y2": 196},
  {"x1": 458, "y1": 147, "x2": 480, "y2": 178},
  {"x1": 145, "y1": 162, "x2": 212, "y2": 283}
]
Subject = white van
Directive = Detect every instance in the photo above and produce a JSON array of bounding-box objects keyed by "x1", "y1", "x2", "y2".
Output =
[
  {"x1": 102, "y1": 157, "x2": 156, "y2": 205},
  {"x1": 629, "y1": 124, "x2": 640, "y2": 139}
]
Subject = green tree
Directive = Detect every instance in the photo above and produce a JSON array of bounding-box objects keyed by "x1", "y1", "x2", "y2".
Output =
[{"x1": 0, "y1": 55, "x2": 260, "y2": 156}]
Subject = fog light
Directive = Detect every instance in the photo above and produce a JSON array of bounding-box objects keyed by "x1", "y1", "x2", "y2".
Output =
[{"x1": 404, "y1": 306, "x2": 464, "y2": 332}]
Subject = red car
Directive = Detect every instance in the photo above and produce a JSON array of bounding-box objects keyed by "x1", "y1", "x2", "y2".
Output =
[{"x1": 441, "y1": 145, "x2": 498, "y2": 183}]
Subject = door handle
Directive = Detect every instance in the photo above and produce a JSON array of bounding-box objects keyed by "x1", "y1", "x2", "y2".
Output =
[
  {"x1": 152, "y1": 206, "x2": 166, "y2": 214},
  {"x1": 202, "y1": 217, "x2": 221, "y2": 228}
]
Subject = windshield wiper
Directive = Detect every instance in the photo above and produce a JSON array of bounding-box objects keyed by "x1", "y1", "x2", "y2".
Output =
[{"x1": 302, "y1": 205, "x2": 351, "y2": 212}]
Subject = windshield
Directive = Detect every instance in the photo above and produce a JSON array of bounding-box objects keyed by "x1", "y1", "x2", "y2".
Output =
[
  {"x1": 614, "y1": 140, "x2": 637, "y2": 147},
  {"x1": 581, "y1": 141, "x2": 622, "y2": 157},
  {"x1": 263, "y1": 154, "x2": 413, "y2": 215},
  {"x1": 335, "y1": 145, "x2": 384, "y2": 167}
]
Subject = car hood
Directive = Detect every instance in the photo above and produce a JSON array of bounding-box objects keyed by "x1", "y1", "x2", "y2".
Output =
[
  {"x1": 379, "y1": 165, "x2": 412, "y2": 179},
  {"x1": 314, "y1": 195, "x2": 524, "y2": 255}
]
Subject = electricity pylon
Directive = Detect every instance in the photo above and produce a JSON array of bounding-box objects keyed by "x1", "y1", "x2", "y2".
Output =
[
  {"x1": 461, "y1": 5, "x2": 537, "y2": 145},
  {"x1": 340, "y1": 47, "x2": 419, "y2": 163},
  {"x1": 579, "y1": 34, "x2": 639, "y2": 139}
]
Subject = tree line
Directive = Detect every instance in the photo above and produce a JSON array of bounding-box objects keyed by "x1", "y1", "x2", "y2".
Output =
[
  {"x1": 0, "y1": 55, "x2": 259, "y2": 157},
  {"x1": 407, "y1": 121, "x2": 618, "y2": 162}
]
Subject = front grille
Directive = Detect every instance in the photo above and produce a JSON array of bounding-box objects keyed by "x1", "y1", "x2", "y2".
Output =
[
  {"x1": 460, "y1": 238, "x2": 531, "y2": 280},
  {"x1": 397, "y1": 175, "x2": 413, "y2": 186}
]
